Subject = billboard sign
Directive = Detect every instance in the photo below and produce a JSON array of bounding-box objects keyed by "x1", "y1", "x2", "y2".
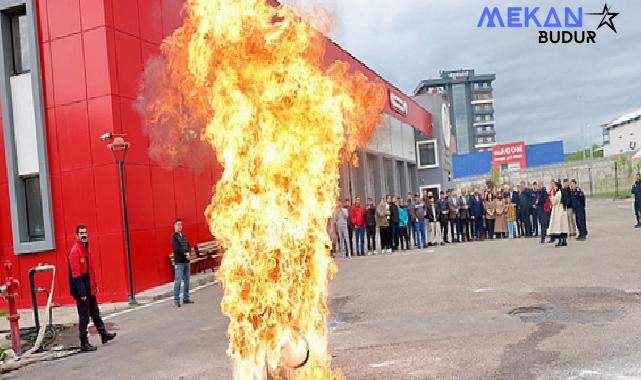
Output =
[{"x1": 492, "y1": 141, "x2": 526, "y2": 169}]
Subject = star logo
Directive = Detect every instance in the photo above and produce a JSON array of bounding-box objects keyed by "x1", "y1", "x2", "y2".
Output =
[{"x1": 586, "y1": 4, "x2": 619, "y2": 33}]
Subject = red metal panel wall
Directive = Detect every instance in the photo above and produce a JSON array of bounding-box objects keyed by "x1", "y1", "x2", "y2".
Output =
[
  {"x1": 0, "y1": 0, "x2": 221, "y2": 308},
  {"x1": 1, "y1": 0, "x2": 427, "y2": 308}
]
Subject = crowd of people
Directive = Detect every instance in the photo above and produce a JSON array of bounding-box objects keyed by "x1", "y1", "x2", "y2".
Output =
[{"x1": 330, "y1": 178, "x2": 595, "y2": 257}]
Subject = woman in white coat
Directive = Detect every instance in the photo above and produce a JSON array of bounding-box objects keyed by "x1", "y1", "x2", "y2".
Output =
[{"x1": 548, "y1": 181, "x2": 569, "y2": 247}]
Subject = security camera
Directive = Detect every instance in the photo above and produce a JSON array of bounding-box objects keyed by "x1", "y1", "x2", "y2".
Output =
[{"x1": 99, "y1": 132, "x2": 113, "y2": 141}]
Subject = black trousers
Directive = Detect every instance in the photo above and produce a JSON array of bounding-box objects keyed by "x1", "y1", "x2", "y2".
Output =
[
  {"x1": 399, "y1": 227, "x2": 409, "y2": 249},
  {"x1": 520, "y1": 208, "x2": 532, "y2": 236},
  {"x1": 440, "y1": 216, "x2": 449, "y2": 242},
  {"x1": 379, "y1": 226, "x2": 389, "y2": 250},
  {"x1": 76, "y1": 295, "x2": 106, "y2": 343},
  {"x1": 486, "y1": 219, "x2": 495, "y2": 238},
  {"x1": 636, "y1": 201, "x2": 641, "y2": 223},
  {"x1": 347, "y1": 226, "x2": 354, "y2": 256},
  {"x1": 575, "y1": 207, "x2": 588, "y2": 237},
  {"x1": 539, "y1": 211, "x2": 551, "y2": 242},
  {"x1": 366, "y1": 226, "x2": 376, "y2": 251}
]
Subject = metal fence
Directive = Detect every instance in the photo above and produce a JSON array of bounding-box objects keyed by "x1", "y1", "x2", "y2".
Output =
[{"x1": 453, "y1": 154, "x2": 640, "y2": 198}]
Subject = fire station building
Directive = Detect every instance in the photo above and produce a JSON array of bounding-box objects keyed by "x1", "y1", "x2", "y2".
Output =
[{"x1": 0, "y1": 0, "x2": 431, "y2": 308}]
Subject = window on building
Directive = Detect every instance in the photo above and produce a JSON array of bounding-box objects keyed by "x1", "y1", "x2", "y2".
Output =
[
  {"x1": 9, "y1": 9, "x2": 30, "y2": 74},
  {"x1": 416, "y1": 140, "x2": 438, "y2": 169},
  {"x1": 24, "y1": 176, "x2": 44, "y2": 241},
  {"x1": 1, "y1": 0, "x2": 54, "y2": 253}
]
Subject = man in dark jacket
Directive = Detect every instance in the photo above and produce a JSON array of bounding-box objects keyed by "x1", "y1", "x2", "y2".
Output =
[
  {"x1": 68, "y1": 225, "x2": 116, "y2": 352},
  {"x1": 172, "y1": 219, "x2": 194, "y2": 307},
  {"x1": 389, "y1": 196, "x2": 400, "y2": 251},
  {"x1": 518, "y1": 182, "x2": 533, "y2": 237},
  {"x1": 470, "y1": 189, "x2": 485, "y2": 240},
  {"x1": 365, "y1": 198, "x2": 377, "y2": 254},
  {"x1": 632, "y1": 172, "x2": 641, "y2": 228},
  {"x1": 436, "y1": 191, "x2": 450, "y2": 243},
  {"x1": 571, "y1": 179, "x2": 588, "y2": 240},
  {"x1": 535, "y1": 182, "x2": 550, "y2": 243}
]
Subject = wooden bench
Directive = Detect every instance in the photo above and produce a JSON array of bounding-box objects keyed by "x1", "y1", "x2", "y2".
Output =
[
  {"x1": 195, "y1": 240, "x2": 222, "y2": 272},
  {"x1": 168, "y1": 249, "x2": 207, "y2": 274}
]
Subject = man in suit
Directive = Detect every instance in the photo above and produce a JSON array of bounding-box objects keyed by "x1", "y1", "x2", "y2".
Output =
[
  {"x1": 535, "y1": 181, "x2": 550, "y2": 244},
  {"x1": 531, "y1": 182, "x2": 541, "y2": 236},
  {"x1": 448, "y1": 189, "x2": 461, "y2": 243},
  {"x1": 518, "y1": 182, "x2": 533, "y2": 237},
  {"x1": 470, "y1": 189, "x2": 485, "y2": 240},
  {"x1": 436, "y1": 191, "x2": 450, "y2": 243},
  {"x1": 459, "y1": 189, "x2": 471, "y2": 242}
]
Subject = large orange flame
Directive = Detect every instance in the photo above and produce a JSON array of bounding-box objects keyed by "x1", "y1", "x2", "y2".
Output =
[{"x1": 138, "y1": 0, "x2": 385, "y2": 378}]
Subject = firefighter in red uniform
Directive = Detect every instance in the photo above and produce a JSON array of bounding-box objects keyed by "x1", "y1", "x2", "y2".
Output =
[{"x1": 68, "y1": 224, "x2": 116, "y2": 351}]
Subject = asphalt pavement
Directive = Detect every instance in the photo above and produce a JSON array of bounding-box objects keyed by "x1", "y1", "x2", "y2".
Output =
[{"x1": 8, "y1": 198, "x2": 641, "y2": 380}]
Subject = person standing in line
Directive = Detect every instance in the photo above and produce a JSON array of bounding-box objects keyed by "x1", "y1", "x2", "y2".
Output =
[
  {"x1": 349, "y1": 196, "x2": 366, "y2": 256},
  {"x1": 506, "y1": 198, "x2": 517, "y2": 238},
  {"x1": 345, "y1": 199, "x2": 354, "y2": 256},
  {"x1": 632, "y1": 172, "x2": 641, "y2": 228},
  {"x1": 484, "y1": 192, "x2": 496, "y2": 239},
  {"x1": 494, "y1": 195, "x2": 507, "y2": 239},
  {"x1": 172, "y1": 219, "x2": 194, "y2": 307},
  {"x1": 518, "y1": 182, "x2": 533, "y2": 237},
  {"x1": 427, "y1": 193, "x2": 441, "y2": 246},
  {"x1": 376, "y1": 198, "x2": 390, "y2": 254},
  {"x1": 511, "y1": 186, "x2": 522, "y2": 238},
  {"x1": 390, "y1": 196, "x2": 400, "y2": 251},
  {"x1": 546, "y1": 180, "x2": 558, "y2": 243},
  {"x1": 535, "y1": 181, "x2": 549, "y2": 244},
  {"x1": 448, "y1": 189, "x2": 461, "y2": 243},
  {"x1": 68, "y1": 225, "x2": 117, "y2": 351},
  {"x1": 398, "y1": 199, "x2": 410, "y2": 250},
  {"x1": 563, "y1": 179, "x2": 577, "y2": 237},
  {"x1": 406, "y1": 192, "x2": 416, "y2": 247},
  {"x1": 531, "y1": 182, "x2": 540, "y2": 237},
  {"x1": 571, "y1": 179, "x2": 588, "y2": 241},
  {"x1": 549, "y1": 181, "x2": 569, "y2": 247},
  {"x1": 470, "y1": 189, "x2": 485, "y2": 241},
  {"x1": 365, "y1": 197, "x2": 377, "y2": 255},
  {"x1": 459, "y1": 189, "x2": 471, "y2": 242},
  {"x1": 437, "y1": 191, "x2": 450, "y2": 243},
  {"x1": 422, "y1": 189, "x2": 432, "y2": 247},
  {"x1": 335, "y1": 200, "x2": 350, "y2": 257},
  {"x1": 414, "y1": 194, "x2": 427, "y2": 248},
  {"x1": 386, "y1": 195, "x2": 393, "y2": 252}
]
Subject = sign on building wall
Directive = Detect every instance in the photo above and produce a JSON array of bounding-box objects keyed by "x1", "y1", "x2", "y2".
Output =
[
  {"x1": 389, "y1": 90, "x2": 408, "y2": 116},
  {"x1": 492, "y1": 141, "x2": 526, "y2": 170}
]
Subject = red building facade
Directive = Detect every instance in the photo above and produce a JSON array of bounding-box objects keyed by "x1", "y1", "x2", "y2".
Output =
[{"x1": 0, "y1": 0, "x2": 430, "y2": 308}]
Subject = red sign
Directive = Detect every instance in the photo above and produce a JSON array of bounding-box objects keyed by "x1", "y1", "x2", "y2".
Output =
[{"x1": 492, "y1": 141, "x2": 526, "y2": 169}]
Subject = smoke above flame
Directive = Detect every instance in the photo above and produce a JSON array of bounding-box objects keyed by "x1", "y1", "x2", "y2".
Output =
[{"x1": 137, "y1": 0, "x2": 385, "y2": 378}]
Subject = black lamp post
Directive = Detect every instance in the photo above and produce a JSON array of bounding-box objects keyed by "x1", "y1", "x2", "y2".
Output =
[{"x1": 101, "y1": 132, "x2": 137, "y2": 305}]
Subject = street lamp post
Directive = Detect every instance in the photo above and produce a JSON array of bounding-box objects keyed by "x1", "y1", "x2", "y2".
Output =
[{"x1": 101, "y1": 132, "x2": 137, "y2": 305}]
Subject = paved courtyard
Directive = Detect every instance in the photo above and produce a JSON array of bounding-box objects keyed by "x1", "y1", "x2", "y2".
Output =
[{"x1": 9, "y1": 198, "x2": 641, "y2": 379}]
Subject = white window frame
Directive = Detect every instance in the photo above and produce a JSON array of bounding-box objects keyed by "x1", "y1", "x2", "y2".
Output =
[
  {"x1": 420, "y1": 184, "x2": 441, "y2": 198},
  {"x1": 416, "y1": 139, "x2": 439, "y2": 169}
]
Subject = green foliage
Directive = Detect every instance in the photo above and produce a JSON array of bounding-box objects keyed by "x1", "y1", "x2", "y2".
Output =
[
  {"x1": 565, "y1": 145, "x2": 604, "y2": 162},
  {"x1": 487, "y1": 168, "x2": 500, "y2": 190},
  {"x1": 0, "y1": 309, "x2": 7, "y2": 317}
]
